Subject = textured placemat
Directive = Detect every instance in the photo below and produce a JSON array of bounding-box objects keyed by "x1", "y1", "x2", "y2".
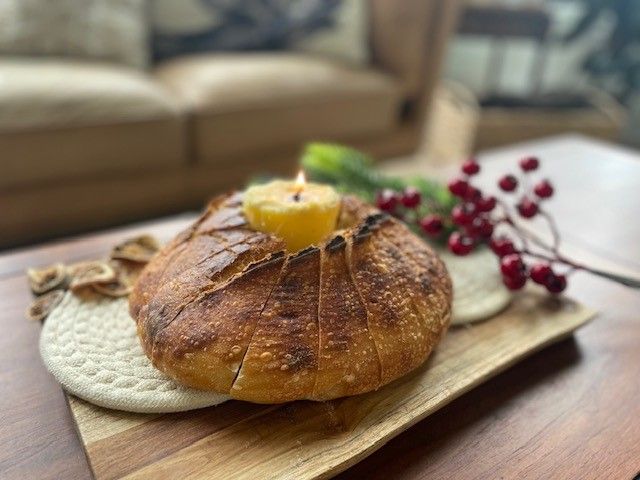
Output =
[
  {"x1": 442, "y1": 248, "x2": 512, "y2": 325},
  {"x1": 40, "y1": 291, "x2": 230, "y2": 413}
]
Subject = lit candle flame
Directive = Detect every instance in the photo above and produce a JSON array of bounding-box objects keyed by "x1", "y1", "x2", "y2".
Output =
[
  {"x1": 293, "y1": 170, "x2": 306, "y2": 202},
  {"x1": 295, "y1": 170, "x2": 306, "y2": 189}
]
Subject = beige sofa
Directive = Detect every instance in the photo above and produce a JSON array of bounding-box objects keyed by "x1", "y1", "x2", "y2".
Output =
[{"x1": 1, "y1": 0, "x2": 460, "y2": 248}]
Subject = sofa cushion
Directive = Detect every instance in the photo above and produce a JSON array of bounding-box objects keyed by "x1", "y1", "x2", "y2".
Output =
[
  {"x1": 151, "y1": 0, "x2": 369, "y2": 66},
  {"x1": 0, "y1": 0, "x2": 149, "y2": 69},
  {"x1": 0, "y1": 121, "x2": 187, "y2": 191},
  {"x1": 154, "y1": 53, "x2": 401, "y2": 162},
  {"x1": 0, "y1": 59, "x2": 181, "y2": 132},
  {"x1": 0, "y1": 59, "x2": 187, "y2": 190}
]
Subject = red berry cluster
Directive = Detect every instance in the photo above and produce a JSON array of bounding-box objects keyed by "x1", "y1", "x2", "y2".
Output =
[
  {"x1": 375, "y1": 186, "x2": 447, "y2": 236},
  {"x1": 443, "y1": 156, "x2": 566, "y2": 293},
  {"x1": 376, "y1": 186, "x2": 421, "y2": 211},
  {"x1": 443, "y1": 156, "x2": 570, "y2": 293},
  {"x1": 495, "y1": 251, "x2": 566, "y2": 293}
]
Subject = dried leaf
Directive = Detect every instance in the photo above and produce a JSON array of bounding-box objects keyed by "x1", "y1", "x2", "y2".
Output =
[
  {"x1": 67, "y1": 261, "x2": 116, "y2": 291},
  {"x1": 93, "y1": 281, "x2": 132, "y2": 298},
  {"x1": 92, "y1": 260, "x2": 143, "y2": 298},
  {"x1": 26, "y1": 289, "x2": 64, "y2": 321},
  {"x1": 110, "y1": 235, "x2": 160, "y2": 263},
  {"x1": 26, "y1": 263, "x2": 67, "y2": 295},
  {"x1": 110, "y1": 259, "x2": 144, "y2": 287}
]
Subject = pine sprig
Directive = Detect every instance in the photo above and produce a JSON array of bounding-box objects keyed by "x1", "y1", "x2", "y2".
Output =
[
  {"x1": 301, "y1": 143, "x2": 457, "y2": 235},
  {"x1": 300, "y1": 143, "x2": 380, "y2": 200}
]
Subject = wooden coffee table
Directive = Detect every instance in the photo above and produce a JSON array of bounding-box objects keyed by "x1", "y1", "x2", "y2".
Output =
[{"x1": 2, "y1": 135, "x2": 639, "y2": 479}]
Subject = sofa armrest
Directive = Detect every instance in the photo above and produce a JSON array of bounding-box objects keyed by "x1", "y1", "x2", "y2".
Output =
[{"x1": 369, "y1": 0, "x2": 461, "y2": 123}]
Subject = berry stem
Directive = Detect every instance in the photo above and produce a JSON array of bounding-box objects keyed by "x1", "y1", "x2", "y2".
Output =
[
  {"x1": 540, "y1": 210, "x2": 560, "y2": 252},
  {"x1": 578, "y1": 267, "x2": 640, "y2": 288},
  {"x1": 518, "y1": 248, "x2": 640, "y2": 287},
  {"x1": 496, "y1": 198, "x2": 640, "y2": 288},
  {"x1": 496, "y1": 200, "x2": 554, "y2": 254}
]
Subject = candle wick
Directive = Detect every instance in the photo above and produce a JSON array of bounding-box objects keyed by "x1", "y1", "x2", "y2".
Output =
[{"x1": 293, "y1": 191, "x2": 302, "y2": 202}]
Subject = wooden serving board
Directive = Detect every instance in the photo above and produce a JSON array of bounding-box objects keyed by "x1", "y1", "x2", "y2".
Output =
[{"x1": 67, "y1": 291, "x2": 594, "y2": 480}]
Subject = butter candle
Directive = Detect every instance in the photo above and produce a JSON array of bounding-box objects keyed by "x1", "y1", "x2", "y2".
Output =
[{"x1": 243, "y1": 172, "x2": 341, "y2": 252}]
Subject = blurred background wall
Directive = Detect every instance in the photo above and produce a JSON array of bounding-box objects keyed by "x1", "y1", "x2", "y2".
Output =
[{"x1": 443, "y1": 0, "x2": 640, "y2": 147}]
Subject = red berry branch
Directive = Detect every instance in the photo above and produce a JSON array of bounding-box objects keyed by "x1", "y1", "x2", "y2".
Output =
[
  {"x1": 375, "y1": 156, "x2": 640, "y2": 294},
  {"x1": 447, "y1": 156, "x2": 640, "y2": 293}
]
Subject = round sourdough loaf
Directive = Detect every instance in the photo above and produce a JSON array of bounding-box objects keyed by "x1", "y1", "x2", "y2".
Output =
[{"x1": 130, "y1": 193, "x2": 452, "y2": 403}]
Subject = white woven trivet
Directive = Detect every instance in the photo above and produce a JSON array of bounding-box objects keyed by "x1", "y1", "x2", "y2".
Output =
[
  {"x1": 441, "y1": 247, "x2": 512, "y2": 325},
  {"x1": 40, "y1": 291, "x2": 231, "y2": 413},
  {"x1": 39, "y1": 249, "x2": 508, "y2": 413}
]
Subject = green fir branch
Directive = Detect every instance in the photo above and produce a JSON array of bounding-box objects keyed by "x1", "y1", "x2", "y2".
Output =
[{"x1": 300, "y1": 143, "x2": 457, "y2": 241}]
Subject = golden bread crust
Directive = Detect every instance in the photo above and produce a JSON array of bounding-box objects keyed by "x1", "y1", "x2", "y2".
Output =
[{"x1": 130, "y1": 193, "x2": 452, "y2": 403}]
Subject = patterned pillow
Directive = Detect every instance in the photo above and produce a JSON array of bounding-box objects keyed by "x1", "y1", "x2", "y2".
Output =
[
  {"x1": 151, "y1": 0, "x2": 369, "y2": 65},
  {"x1": 0, "y1": 0, "x2": 149, "y2": 69}
]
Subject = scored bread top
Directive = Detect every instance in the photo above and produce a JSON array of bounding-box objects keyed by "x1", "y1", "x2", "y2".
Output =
[{"x1": 130, "y1": 193, "x2": 452, "y2": 403}]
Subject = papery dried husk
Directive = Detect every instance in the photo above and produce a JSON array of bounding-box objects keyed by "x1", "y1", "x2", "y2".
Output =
[
  {"x1": 93, "y1": 260, "x2": 144, "y2": 298},
  {"x1": 68, "y1": 261, "x2": 116, "y2": 291},
  {"x1": 26, "y1": 289, "x2": 65, "y2": 321},
  {"x1": 27, "y1": 263, "x2": 67, "y2": 295},
  {"x1": 110, "y1": 235, "x2": 160, "y2": 263}
]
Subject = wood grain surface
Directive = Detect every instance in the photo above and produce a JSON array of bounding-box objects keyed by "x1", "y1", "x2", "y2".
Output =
[
  {"x1": 2, "y1": 135, "x2": 640, "y2": 480},
  {"x1": 69, "y1": 291, "x2": 592, "y2": 480}
]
